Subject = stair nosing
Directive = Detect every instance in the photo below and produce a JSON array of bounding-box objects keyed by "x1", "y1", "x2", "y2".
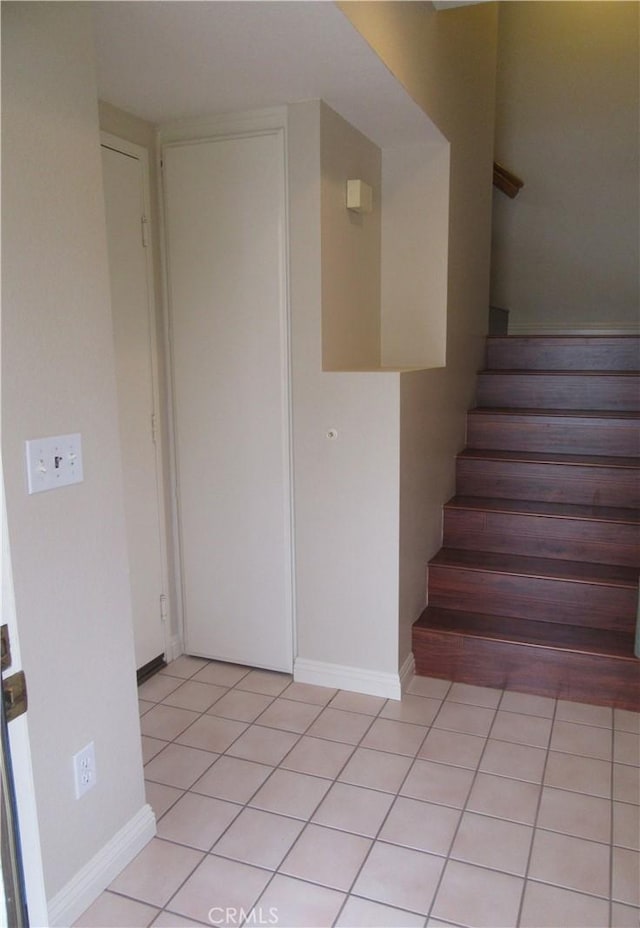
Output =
[
  {"x1": 444, "y1": 496, "x2": 640, "y2": 525},
  {"x1": 468, "y1": 406, "x2": 640, "y2": 420},
  {"x1": 458, "y1": 448, "x2": 640, "y2": 468},
  {"x1": 430, "y1": 548, "x2": 639, "y2": 588}
]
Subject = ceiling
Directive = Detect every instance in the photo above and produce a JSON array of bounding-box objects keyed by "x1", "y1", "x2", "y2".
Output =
[{"x1": 92, "y1": 1, "x2": 444, "y2": 148}]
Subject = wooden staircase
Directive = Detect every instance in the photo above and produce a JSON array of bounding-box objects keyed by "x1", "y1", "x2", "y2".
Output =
[{"x1": 412, "y1": 335, "x2": 640, "y2": 711}]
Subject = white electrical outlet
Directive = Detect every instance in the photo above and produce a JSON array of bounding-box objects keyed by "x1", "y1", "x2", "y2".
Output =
[
  {"x1": 25, "y1": 433, "x2": 83, "y2": 494},
  {"x1": 72, "y1": 741, "x2": 96, "y2": 799}
]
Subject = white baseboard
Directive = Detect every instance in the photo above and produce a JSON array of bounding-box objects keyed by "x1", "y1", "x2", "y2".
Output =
[
  {"x1": 508, "y1": 322, "x2": 640, "y2": 336},
  {"x1": 47, "y1": 803, "x2": 156, "y2": 927},
  {"x1": 294, "y1": 657, "x2": 404, "y2": 700}
]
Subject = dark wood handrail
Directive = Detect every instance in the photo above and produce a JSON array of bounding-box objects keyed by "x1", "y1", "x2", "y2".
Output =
[{"x1": 493, "y1": 162, "x2": 524, "y2": 199}]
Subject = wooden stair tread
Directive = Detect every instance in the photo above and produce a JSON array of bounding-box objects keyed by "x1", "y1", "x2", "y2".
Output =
[
  {"x1": 415, "y1": 606, "x2": 638, "y2": 660},
  {"x1": 486, "y1": 335, "x2": 640, "y2": 342},
  {"x1": 480, "y1": 369, "x2": 639, "y2": 376},
  {"x1": 469, "y1": 407, "x2": 640, "y2": 419},
  {"x1": 459, "y1": 447, "x2": 640, "y2": 468},
  {"x1": 431, "y1": 547, "x2": 639, "y2": 587},
  {"x1": 445, "y1": 496, "x2": 640, "y2": 525}
]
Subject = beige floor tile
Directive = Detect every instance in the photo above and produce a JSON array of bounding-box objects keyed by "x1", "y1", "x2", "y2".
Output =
[
  {"x1": 212, "y1": 806, "x2": 304, "y2": 869},
  {"x1": 556, "y1": 699, "x2": 613, "y2": 729},
  {"x1": 192, "y1": 661, "x2": 250, "y2": 688},
  {"x1": 167, "y1": 854, "x2": 271, "y2": 924},
  {"x1": 138, "y1": 674, "x2": 184, "y2": 703},
  {"x1": 360, "y1": 718, "x2": 428, "y2": 756},
  {"x1": 139, "y1": 699, "x2": 154, "y2": 717},
  {"x1": 141, "y1": 736, "x2": 168, "y2": 764},
  {"x1": 432, "y1": 701, "x2": 495, "y2": 737},
  {"x1": 537, "y1": 786, "x2": 611, "y2": 842},
  {"x1": 108, "y1": 837, "x2": 203, "y2": 908},
  {"x1": 249, "y1": 768, "x2": 331, "y2": 819},
  {"x1": 528, "y1": 830, "x2": 610, "y2": 897},
  {"x1": 225, "y1": 724, "x2": 299, "y2": 765},
  {"x1": 611, "y1": 902, "x2": 640, "y2": 926},
  {"x1": 252, "y1": 874, "x2": 345, "y2": 928},
  {"x1": 352, "y1": 841, "x2": 445, "y2": 915},
  {"x1": 213, "y1": 809, "x2": 304, "y2": 870},
  {"x1": 450, "y1": 810, "x2": 533, "y2": 875},
  {"x1": 550, "y1": 720, "x2": 612, "y2": 761},
  {"x1": 306, "y1": 707, "x2": 374, "y2": 745},
  {"x1": 418, "y1": 727, "x2": 486, "y2": 770},
  {"x1": 329, "y1": 691, "x2": 387, "y2": 715},
  {"x1": 280, "y1": 823, "x2": 371, "y2": 891},
  {"x1": 205, "y1": 688, "x2": 274, "y2": 723},
  {"x1": 161, "y1": 655, "x2": 210, "y2": 680},
  {"x1": 614, "y1": 763, "x2": 640, "y2": 804},
  {"x1": 498, "y1": 690, "x2": 556, "y2": 718},
  {"x1": 338, "y1": 747, "x2": 413, "y2": 793},
  {"x1": 281, "y1": 681, "x2": 338, "y2": 706},
  {"x1": 615, "y1": 731, "x2": 640, "y2": 766},
  {"x1": 151, "y1": 913, "x2": 205, "y2": 927},
  {"x1": 140, "y1": 704, "x2": 201, "y2": 741},
  {"x1": 280, "y1": 735, "x2": 354, "y2": 778},
  {"x1": 614, "y1": 803, "x2": 640, "y2": 850},
  {"x1": 380, "y1": 694, "x2": 441, "y2": 726},
  {"x1": 490, "y1": 710, "x2": 552, "y2": 748},
  {"x1": 544, "y1": 750, "x2": 612, "y2": 798},
  {"x1": 73, "y1": 891, "x2": 159, "y2": 927},
  {"x1": 255, "y1": 697, "x2": 323, "y2": 733},
  {"x1": 406, "y1": 676, "x2": 451, "y2": 699},
  {"x1": 312, "y1": 782, "x2": 394, "y2": 837},
  {"x1": 519, "y1": 880, "x2": 610, "y2": 928},
  {"x1": 235, "y1": 668, "x2": 292, "y2": 695},
  {"x1": 613, "y1": 847, "x2": 640, "y2": 905},
  {"x1": 615, "y1": 709, "x2": 640, "y2": 734},
  {"x1": 176, "y1": 714, "x2": 248, "y2": 754},
  {"x1": 156, "y1": 792, "x2": 241, "y2": 850},
  {"x1": 467, "y1": 772, "x2": 541, "y2": 824},
  {"x1": 335, "y1": 895, "x2": 425, "y2": 927},
  {"x1": 144, "y1": 743, "x2": 218, "y2": 789},
  {"x1": 401, "y1": 759, "x2": 474, "y2": 808},
  {"x1": 431, "y1": 860, "x2": 523, "y2": 927},
  {"x1": 379, "y1": 796, "x2": 461, "y2": 856},
  {"x1": 145, "y1": 780, "x2": 183, "y2": 820},
  {"x1": 161, "y1": 680, "x2": 228, "y2": 713},
  {"x1": 446, "y1": 682, "x2": 502, "y2": 708},
  {"x1": 480, "y1": 738, "x2": 546, "y2": 783},
  {"x1": 191, "y1": 755, "x2": 272, "y2": 803}
]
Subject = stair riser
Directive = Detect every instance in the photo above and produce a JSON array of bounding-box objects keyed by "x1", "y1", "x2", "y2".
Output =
[
  {"x1": 443, "y1": 509, "x2": 640, "y2": 568},
  {"x1": 476, "y1": 374, "x2": 639, "y2": 411},
  {"x1": 428, "y1": 565, "x2": 637, "y2": 631},
  {"x1": 457, "y1": 459, "x2": 639, "y2": 508},
  {"x1": 486, "y1": 337, "x2": 640, "y2": 372},
  {"x1": 412, "y1": 629, "x2": 640, "y2": 711},
  {"x1": 467, "y1": 414, "x2": 640, "y2": 458}
]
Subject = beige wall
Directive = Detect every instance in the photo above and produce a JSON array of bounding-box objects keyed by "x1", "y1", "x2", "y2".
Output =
[
  {"x1": 341, "y1": 1, "x2": 498, "y2": 663},
  {"x1": 491, "y1": 1, "x2": 639, "y2": 333},
  {"x1": 321, "y1": 103, "x2": 382, "y2": 370},
  {"x1": 2, "y1": 2, "x2": 148, "y2": 910}
]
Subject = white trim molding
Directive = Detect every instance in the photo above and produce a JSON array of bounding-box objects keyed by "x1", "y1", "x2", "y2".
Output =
[
  {"x1": 399, "y1": 652, "x2": 416, "y2": 694},
  {"x1": 47, "y1": 804, "x2": 156, "y2": 927},
  {"x1": 294, "y1": 657, "x2": 404, "y2": 700},
  {"x1": 508, "y1": 322, "x2": 640, "y2": 336}
]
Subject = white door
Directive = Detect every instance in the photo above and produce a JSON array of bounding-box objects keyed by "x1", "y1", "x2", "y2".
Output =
[
  {"x1": 163, "y1": 130, "x2": 293, "y2": 672},
  {"x1": 101, "y1": 140, "x2": 166, "y2": 672}
]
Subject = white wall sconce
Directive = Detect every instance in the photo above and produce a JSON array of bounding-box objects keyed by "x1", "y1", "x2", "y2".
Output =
[{"x1": 346, "y1": 179, "x2": 373, "y2": 214}]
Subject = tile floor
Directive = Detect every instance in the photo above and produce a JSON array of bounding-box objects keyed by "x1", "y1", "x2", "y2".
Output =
[{"x1": 76, "y1": 657, "x2": 640, "y2": 928}]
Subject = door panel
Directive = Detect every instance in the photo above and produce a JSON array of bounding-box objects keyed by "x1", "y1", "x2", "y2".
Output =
[
  {"x1": 101, "y1": 144, "x2": 165, "y2": 670},
  {"x1": 163, "y1": 131, "x2": 292, "y2": 671}
]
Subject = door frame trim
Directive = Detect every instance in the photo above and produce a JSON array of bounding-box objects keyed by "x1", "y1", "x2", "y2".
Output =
[{"x1": 100, "y1": 132, "x2": 173, "y2": 667}]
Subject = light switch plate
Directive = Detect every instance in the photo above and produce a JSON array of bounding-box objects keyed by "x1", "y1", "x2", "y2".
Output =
[{"x1": 25, "y1": 433, "x2": 83, "y2": 494}]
